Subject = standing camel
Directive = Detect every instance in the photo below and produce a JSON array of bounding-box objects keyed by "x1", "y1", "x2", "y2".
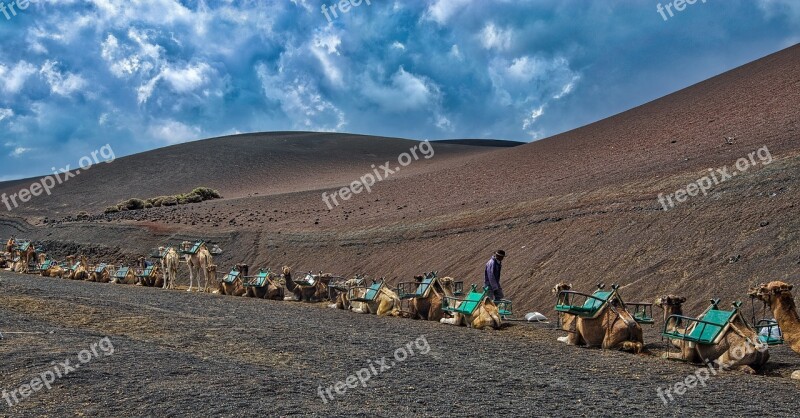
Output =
[
  {"x1": 162, "y1": 247, "x2": 180, "y2": 290},
  {"x1": 184, "y1": 242, "x2": 213, "y2": 292}
]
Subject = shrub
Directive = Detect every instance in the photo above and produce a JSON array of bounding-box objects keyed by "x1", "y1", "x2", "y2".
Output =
[
  {"x1": 178, "y1": 193, "x2": 203, "y2": 204},
  {"x1": 161, "y1": 196, "x2": 178, "y2": 206},
  {"x1": 120, "y1": 198, "x2": 145, "y2": 211},
  {"x1": 104, "y1": 206, "x2": 120, "y2": 214},
  {"x1": 191, "y1": 187, "x2": 221, "y2": 201}
]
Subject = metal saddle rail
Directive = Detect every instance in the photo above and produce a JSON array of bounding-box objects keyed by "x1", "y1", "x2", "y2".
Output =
[
  {"x1": 221, "y1": 269, "x2": 241, "y2": 285},
  {"x1": 755, "y1": 319, "x2": 783, "y2": 345},
  {"x1": 555, "y1": 286, "x2": 618, "y2": 318},
  {"x1": 242, "y1": 270, "x2": 272, "y2": 288},
  {"x1": 349, "y1": 281, "x2": 384, "y2": 303},
  {"x1": 661, "y1": 300, "x2": 739, "y2": 345},
  {"x1": 113, "y1": 267, "x2": 131, "y2": 280},
  {"x1": 136, "y1": 266, "x2": 156, "y2": 278},
  {"x1": 179, "y1": 241, "x2": 205, "y2": 255},
  {"x1": 627, "y1": 302, "x2": 655, "y2": 324},
  {"x1": 495, "y1": 299, "x2": 513, "y2": 317},
  {"x1": 294, "y1": 272, "x2": 321, "y2": 286},
  {"x1": 441, "y1": 284, "x2": 489, "y2": 316}
]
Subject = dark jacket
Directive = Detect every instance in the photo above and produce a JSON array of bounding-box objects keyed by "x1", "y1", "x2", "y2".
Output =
[{"x1": 484, "y1": 256, "x2": 502, "y2": 291}]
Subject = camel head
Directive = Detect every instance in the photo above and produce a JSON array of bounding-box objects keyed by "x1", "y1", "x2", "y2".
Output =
[
  {"x1": 749, "y1": 281, "x2": 794, "y2": 306},
  {"x1": 38, "y1": 253, "x2": 47, "y2": 264},
  {"x1": 655, "y1": 295, "x2": 686, "y2": 309},
  {"x1": 282, "y1": 266, "x2": 291, "y2": 276},
  {"x1": 655, "y1": 295, "x2": 686, "y2": 326},
  {"x1": 551, "y1": 283, "x2": 572, "y2": 294}
]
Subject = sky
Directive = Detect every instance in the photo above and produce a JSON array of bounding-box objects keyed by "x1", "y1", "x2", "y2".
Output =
[{"x1": 0, "y1": 0, "x2": 798, "y2": 180}]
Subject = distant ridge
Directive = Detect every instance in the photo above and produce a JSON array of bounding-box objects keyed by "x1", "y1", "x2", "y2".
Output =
[{"x1": 435, "y1": 139, "x2": 525, "y2": 147}]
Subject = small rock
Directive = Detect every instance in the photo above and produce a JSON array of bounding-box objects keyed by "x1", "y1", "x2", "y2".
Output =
[
  {"x1": 760, "y1": 221, "x2": 770, "y2": 227},
  {"x1": 792, "y1": 370, "x2": 800, "y2": 380}
]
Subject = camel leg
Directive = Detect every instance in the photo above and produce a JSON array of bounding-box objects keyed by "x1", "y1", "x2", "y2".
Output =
[{"x1": 187, "y1": 264, "x2": 195, "y2": 292}]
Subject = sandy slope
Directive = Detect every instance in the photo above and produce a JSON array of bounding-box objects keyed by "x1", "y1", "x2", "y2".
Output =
[{"x1": 1, "y1": 45, "x2": 799, "y2": 318}]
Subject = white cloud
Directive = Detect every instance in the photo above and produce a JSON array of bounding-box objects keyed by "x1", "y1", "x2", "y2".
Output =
[
  {"x1": 758, "y1": 0, "x2": 800, "y2": 22},
  {"x1": 0, "y1": 61, "x2": 37, "y2": 94},
  {"x1": 147, "y1": 119, "x2": 201, "y2": 145},
  {"x1": 424, "y1": 0, "x2": 470, "y2": 25},
  {"x1": 311, "y1": 29, "x2": 344, "y2": 86},
  {"x1": 9, "y1": 147, "x2": 31, "y2": 158},
  {"x1": 391, "y1": 41, "x2": 406, "y2": 51},
  {"x1": 0, "y1": 108, "x2": 14, "y2": 122},
  {"x1": 40, "y1": 60, "x2": 87, "y2": 96},
  {"x1": 480, "y1": 23, "x2": 513, "y2": 51},
  {"x1": 522, "y1": 105, "x2": 545, "y2": 130},
  {"x1": 257, "y1": 63, "x2": 346, "y2": 132},
  {"x1": 449, "y1": 44, "x2": 463, "y2": 60},
  {"x1": 361, "y1": 67, "x2": 441, "y2": 112}
]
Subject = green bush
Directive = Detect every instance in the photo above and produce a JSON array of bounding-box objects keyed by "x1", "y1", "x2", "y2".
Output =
[
  {"x1": 104, "y1": 186, "x2": 220, "y2": 214},
  {"x1": 161, "y1": 196, "x2": 178, "y2": 206},
  {"x1": 120, "y1": 198, "x2": 145, "y2": 211},
  {"x1": 191, "y1": 187, "x2": 221, "y2": 201}
]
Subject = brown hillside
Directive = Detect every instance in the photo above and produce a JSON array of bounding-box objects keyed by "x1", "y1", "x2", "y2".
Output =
[{"x1": 1, "y1": 44, "x2": 799, "y2": 316}]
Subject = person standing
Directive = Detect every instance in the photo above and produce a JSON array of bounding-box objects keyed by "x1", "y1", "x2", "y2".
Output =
[{"x1": 484, "y1": 250, "x2": 505, "y2": 301}]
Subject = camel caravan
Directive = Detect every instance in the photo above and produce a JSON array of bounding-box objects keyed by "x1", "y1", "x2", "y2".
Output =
[{"x1": 3, "y1": 236, "x2": 800, "y2": 376}]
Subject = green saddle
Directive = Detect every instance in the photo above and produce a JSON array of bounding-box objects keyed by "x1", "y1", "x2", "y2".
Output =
[
  {"x1": 114, "y1": 267, "x2": 130, "y2": 279},
  {"x1": 181, "y1": 241, "x2": 204, "y2": 255},
  {"x1": 244, "y1": 270, "x2": 271, "y2": 288},
  {"x1": 137, "y1": 266, "x2": 154, "y2": 278},
  {"x1": 662, "y1": 302, "x2": 737, "y2": 344},
  {"x1": 296, "y1": 273, "x2": 318, "y2": 286},
  {"x1": 442, "y1": 284, "x2": 488, "y2": 316},
  {"x1": 95, "y1": 263, "x2": 108, "y2": 274},
  {"x1": 555, "y1": 289, "x2": 614, "y2": 317},
  {"x1": 351, "y1": 282, "x2": 383, "y2": 302},
  {"x1": 222, "y1": 269, "x2": 241, "y2": 284}
]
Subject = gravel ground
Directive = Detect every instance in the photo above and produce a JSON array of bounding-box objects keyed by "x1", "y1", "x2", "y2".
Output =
[{"x1": 1, "y1": 272, "x2": 799, "y2": 417}]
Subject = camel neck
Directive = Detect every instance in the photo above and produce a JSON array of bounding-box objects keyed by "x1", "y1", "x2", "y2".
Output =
[
  {"x1": 772, "y1": 295, "x2": 800, "y2": 343},
  {"x1": 663, "y1": 306, "x2": 683, "y2": 331}
]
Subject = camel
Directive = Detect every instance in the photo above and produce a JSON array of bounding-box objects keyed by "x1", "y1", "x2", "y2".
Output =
[
  {"x1": 329, "y1": 276, "x2": 367, "y2": 312},
  {"x1": 409, "y1": 275, "x2": 458, "y2": 322},
  {"x1": 439, "y1": 285, "x2": 502, "y2": 330},
  {"x1": 749, "y1": 282, "x2": 800, "y2": 355},
  {"x1": 243, "y1": 268, "x2": 285, "y2": 300},
  {"x1": 283, "y1": 268, "x2": 328, "y2": 302},
  {"x1": 4, "y1": 237, "x2": 14, "y2": 254},
  {"x1": 111, "y1": 266, "x2": 138, "y2": 285},
  {"x1": 40, "y1": 260, "x2": 66, "y2": 279},
  {"x1": 217, "y1": 264, "x2": 247, "y2": 296},
  {"x1": 135, "y1": 257, "x2": 162, "y2": 287},
  {"x1": 15, "y1": 241, "x2": 36, "y2": 273},
  {"x1": 88, "y1": 263, "x2": 113, "y2": 283},
  {"x1": 656, "y1": 295, "x2": 769, "y2": 373},
  {"x1": 349, "y1": 279, "x2": 402, "y2": 317},
  {"x1": 70, "y1": 255, "x2": 90, "y2": 281},
  {"x1": 184, "y1": 242, "x2": 214, "y2": 292},
  {"x1": 161, "y1": 247, "x2": 180, "y2": 290},
  {"x1": 552, "y1": 283, "x2": 644, "y2": 353}
]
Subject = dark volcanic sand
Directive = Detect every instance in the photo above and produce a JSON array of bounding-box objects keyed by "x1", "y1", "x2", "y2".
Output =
[{"x1": 1, "y1": 272, "x2": 799, "y2": 417}]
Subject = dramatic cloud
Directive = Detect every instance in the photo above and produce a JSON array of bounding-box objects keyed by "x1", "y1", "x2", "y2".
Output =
[{"x1": 0, "y1": 0, "x2": 797, "y2": 179}]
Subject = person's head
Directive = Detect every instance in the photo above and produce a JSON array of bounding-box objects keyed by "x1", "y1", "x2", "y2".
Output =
[{"x1": 494, "y1": 250, "x2": 505, "y2": 261}]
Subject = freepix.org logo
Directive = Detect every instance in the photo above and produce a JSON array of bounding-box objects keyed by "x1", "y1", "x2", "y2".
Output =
[{"x1": 1, "y1": 0, "x2": 36, "y2": 22}]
